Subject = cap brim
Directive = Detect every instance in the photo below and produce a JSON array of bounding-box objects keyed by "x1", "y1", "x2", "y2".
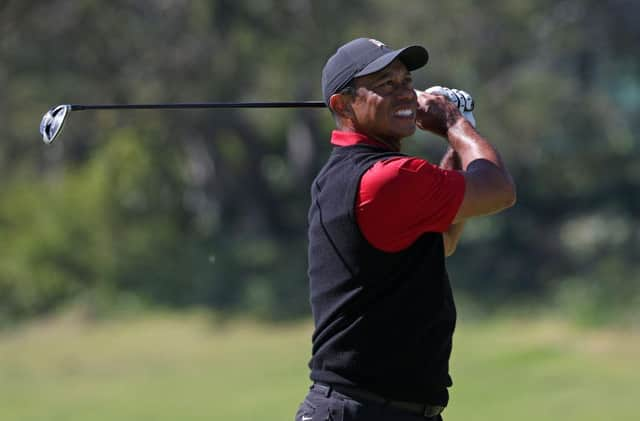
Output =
[{"x1": 354, "y1": 45, "x2": 429, "y2": 78}]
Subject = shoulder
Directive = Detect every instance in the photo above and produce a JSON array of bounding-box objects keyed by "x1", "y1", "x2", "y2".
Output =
[
  {"x1": 361, "y1": 156, "x2": 446, "y2": 191},
  {"x1": 356, "y1": 155, "x2": 466, "y2": 251}
]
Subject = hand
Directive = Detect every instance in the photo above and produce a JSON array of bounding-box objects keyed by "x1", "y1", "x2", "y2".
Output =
[
  {"x1": 422, "y1": 86, "x2": 476, "y2": 128},
  {"x1": 415, "y1": 90, "x2": 464, "y2": 138}
]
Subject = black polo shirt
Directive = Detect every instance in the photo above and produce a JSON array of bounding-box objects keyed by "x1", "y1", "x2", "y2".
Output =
[{"x1": 307, "y1": 136, "x2": 461, "y2": 406}]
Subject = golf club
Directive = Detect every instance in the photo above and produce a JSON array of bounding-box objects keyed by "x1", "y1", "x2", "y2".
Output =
[{"x1": 40, "y1": 101, "x2": 327, "y2": 144}]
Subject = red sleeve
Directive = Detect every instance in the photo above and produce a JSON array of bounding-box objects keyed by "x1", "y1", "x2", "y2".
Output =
[{"x1": 355, "y1": 156, "x2": 465, "y2": 252}]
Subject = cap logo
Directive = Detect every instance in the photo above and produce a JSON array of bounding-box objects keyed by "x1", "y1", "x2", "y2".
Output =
[{"x1": 368, "y1": 38, "x2": 386, "y2": 48}]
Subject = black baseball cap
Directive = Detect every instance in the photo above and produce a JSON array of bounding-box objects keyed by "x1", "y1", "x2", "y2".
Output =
[{"x1": 321, "y1": 38, "x2": 429, "y2": 106}]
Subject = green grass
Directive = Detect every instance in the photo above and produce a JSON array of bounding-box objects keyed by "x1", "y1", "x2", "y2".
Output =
[{"x1": 0, "y1": 310, "x2": 638, "y2": 421}]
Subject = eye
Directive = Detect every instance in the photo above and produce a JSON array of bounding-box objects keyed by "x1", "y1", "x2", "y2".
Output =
[{"x1": 375, "y1": 80, "x2": 394, "y2": 90}]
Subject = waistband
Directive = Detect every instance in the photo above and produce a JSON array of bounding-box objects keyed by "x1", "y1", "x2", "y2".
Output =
[{"x1": 312, "y1": 382, "x2": 445, "y2": 418}]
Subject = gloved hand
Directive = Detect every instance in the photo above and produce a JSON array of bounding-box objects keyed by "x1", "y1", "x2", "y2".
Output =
[{"x1": 418, "y1": 86, "x2": 476, "y2": 128}]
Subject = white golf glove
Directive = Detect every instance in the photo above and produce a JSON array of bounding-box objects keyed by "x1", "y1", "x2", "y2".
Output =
[{"x1": 419, "y1": 86, "x2": 476, "y2": 128}]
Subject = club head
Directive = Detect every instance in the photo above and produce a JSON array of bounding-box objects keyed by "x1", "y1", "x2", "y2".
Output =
[{"x1": 40, "y1": 105, "x2": 70, "y2": 144}]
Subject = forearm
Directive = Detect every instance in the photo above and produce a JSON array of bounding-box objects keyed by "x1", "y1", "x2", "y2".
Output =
[
  {"x1": 447, "y1": 119, "x2": 516, "y2": 220},
  {"x1": 439, "y1": 145, "x2": 462, "y2": 171},
  {"x1": 439, "y1": 146, "x2": 466, "y2": 256},
  {"x1": 443, "y1": 221, "x2": 466, "y2": 257},
  {"x1": 416, "y1": 91, "x2": 516, "y2": 221},
  {"x1": 446, "y1": 119, "x2": 506, "y2": 172}
]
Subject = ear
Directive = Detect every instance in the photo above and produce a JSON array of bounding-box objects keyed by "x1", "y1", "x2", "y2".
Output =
[{"x1": 329, "y1": 93, "x2": 354, "y2": 120}]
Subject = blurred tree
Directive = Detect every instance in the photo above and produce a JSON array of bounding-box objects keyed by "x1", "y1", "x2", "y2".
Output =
[{"x1": 0, "y1": 0, "x2": 638, "y2": 322}]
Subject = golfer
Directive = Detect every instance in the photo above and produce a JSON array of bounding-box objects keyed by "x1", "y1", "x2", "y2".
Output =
[{"x1": 295, "y1": 38, "x2": 516, "y2": 421}]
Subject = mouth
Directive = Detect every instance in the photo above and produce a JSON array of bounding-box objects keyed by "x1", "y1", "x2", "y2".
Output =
[{"x1": 393, "y1": 108, "x2": 415, "y2": 119}]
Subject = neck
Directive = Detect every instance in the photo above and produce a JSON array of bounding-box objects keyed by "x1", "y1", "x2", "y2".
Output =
[
  {"x1": 338, "y1": 125, "x2": 402, "y2": 152},
  {"x1": 368, "y1": 134, "x2": 402, "y2": 152}
]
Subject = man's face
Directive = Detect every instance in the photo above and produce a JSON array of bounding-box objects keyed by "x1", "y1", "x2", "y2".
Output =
[{"x1": 349, "y1": 60, "x2": 417, "y2": 144}]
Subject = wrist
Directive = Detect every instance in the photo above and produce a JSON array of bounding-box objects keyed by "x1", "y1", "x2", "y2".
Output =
[
  {"x1": 446, "y1": 117, "x2": 477, "y2": 146},
  {"x1": 446, "y1": 116, "x2": 472, "y2": 136}
]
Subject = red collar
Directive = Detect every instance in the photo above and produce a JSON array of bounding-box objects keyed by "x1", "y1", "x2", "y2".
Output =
[{"x1": 330, "y1": 130, "x2": 398, "y2": 151}]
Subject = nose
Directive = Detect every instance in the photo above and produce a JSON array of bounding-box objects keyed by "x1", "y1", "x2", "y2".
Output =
[{"x1": 396, "y1": 84, "x2": 415, "y2": 101}]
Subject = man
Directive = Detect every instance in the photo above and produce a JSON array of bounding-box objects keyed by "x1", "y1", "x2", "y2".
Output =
[{"x1": 296, "y1": 38, "x2": 516, "y2": 421}]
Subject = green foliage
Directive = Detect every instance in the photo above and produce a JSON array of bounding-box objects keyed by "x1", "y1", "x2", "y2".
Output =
[
  {"x1": 1, "y1": 0, "x2": 639, "y2": 321},
  {"x1": 0, "y1": 128, "x2": 184, "y2": 319}
]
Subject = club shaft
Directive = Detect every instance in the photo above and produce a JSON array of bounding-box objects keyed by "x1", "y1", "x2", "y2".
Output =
[{"x1": 69, "y1": 101, "x2": 326, "y2": 111}]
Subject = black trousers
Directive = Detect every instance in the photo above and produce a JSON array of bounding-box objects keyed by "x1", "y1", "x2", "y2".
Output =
[{"x1": 294, "y1": 384, "x2": 444, "y2": 421}]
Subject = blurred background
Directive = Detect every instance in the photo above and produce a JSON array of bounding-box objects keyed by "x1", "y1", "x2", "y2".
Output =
[{"x1": 1, "y1": 1, "x2": 639, "y2": 420}]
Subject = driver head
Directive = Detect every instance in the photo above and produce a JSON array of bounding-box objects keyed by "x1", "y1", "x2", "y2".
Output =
[{"x1": 40, "y1": 104, "x2": 70, "y2": 144}]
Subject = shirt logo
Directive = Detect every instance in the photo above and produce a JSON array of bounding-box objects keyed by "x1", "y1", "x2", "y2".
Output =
[{"x1": 368, "y1": 38, "x2": 386, "y2": 48}]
